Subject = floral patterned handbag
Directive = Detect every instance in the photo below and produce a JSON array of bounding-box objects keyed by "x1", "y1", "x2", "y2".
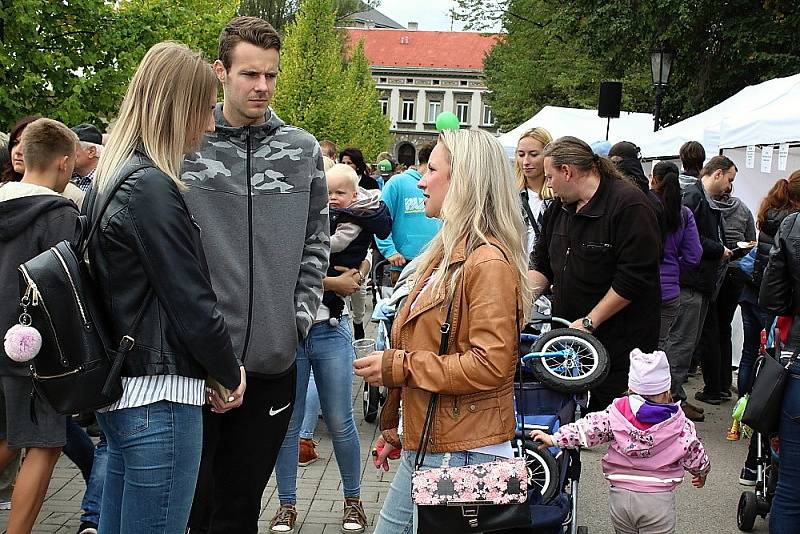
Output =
[{"x1": 411, "y1": 300, "x2": 530, "y2": 533}]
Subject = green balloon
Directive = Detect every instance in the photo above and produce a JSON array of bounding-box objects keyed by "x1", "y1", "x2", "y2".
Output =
[{"x1": 435, "y1": 112, "x2": 460, "y2": 131}]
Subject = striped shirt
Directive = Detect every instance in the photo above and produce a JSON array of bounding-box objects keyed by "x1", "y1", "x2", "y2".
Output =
[{"x1": 99, "y1": 375, "x2": 206, "y2": 412}]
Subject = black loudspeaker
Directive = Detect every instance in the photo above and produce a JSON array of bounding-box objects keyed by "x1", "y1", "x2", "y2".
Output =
[{"x1": 598, "y1": 81, "x2": 622, "y2": 118}]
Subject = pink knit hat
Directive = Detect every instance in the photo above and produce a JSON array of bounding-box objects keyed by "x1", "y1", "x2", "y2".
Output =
[{"x1": 628, "y1": 349, "x2": 671, "y2": 396}]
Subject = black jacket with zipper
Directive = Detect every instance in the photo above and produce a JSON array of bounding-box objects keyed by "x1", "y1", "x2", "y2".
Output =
[
  {"x1": 85, "y1": 153, "x2": 241, "y2": 389},
  {"x1": 533, "y1": 175, "x2": 661, "y2": 398},
  {"x1": 679, "y1": 180, "x2": 726, "y2": 295}
]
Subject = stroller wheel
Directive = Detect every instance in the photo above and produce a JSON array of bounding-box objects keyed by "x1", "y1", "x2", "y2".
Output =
[
  {"x1": 522, "y1": 440, "x2": 559, "y2": 504},
  {"x1": 529, "y1": 329, "x2": 609, "y2": 393},
  {"x1": 737, "y1": 491, "x2": 758, "y2": 531},
  {"x1": 577, "y1": 527, "x2": 589, "y2": 534},
  {"x1": 363, "y1": 381, "x2": 380, "y2": 423}
]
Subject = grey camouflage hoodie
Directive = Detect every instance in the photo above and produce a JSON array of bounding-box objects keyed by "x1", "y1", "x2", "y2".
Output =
[{"x1": 182, "y1": 104, "x2": 330, "y2": 377}]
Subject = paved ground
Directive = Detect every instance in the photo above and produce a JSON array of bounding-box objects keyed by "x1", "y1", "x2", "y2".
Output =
[{"x1": 0, "y1": 336, "x2": 767, "y2": 533}]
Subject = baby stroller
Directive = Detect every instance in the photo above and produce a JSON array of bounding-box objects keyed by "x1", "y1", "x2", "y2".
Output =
[
  {"x1": 362, "y1": 259, "x2": 415, "y2": 422},
  {"x1": 508, "y1": 309, "x2": 610, "y2": 534},
  {"x1": 737, "y1": 433, "x2": 779, "y2": 531},
  {"x1": 736, "y1": 342, "x2": 788, "y2": 531}
]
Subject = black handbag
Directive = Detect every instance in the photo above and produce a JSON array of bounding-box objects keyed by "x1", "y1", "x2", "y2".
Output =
[
  {"x1": 16, "y1": 162, "x2": 152, "y2": 415},
  {"x1": 413, "y1": 302, "x2": 530, "y2": 534},
  {"x1": 741, "y1": 347, "x2": 799, "y2": 435}
]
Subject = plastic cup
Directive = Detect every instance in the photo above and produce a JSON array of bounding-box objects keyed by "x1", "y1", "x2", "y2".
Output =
[{"x1": 352, "y1": 338, "x2": 376, "y2": 359}]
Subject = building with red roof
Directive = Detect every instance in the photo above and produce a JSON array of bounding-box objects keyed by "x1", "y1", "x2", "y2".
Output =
[{"x1": 344, "y1": 27, "x2": 500, "y2": 166}]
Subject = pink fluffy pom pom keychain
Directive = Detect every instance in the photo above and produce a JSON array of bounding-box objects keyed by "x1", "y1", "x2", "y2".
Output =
[{"x1": 4, "y1": 323, "x2": 42, "y2": 363}]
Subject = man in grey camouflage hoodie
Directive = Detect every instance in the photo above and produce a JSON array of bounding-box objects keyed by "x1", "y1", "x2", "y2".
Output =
[{"x1": 182, "y1": 17, "x2": 330, "y2": 534}]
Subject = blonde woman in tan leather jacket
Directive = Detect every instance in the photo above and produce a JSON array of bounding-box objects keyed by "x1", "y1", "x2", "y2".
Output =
[{"x1": 354, "y1": 128, "x2": 531, "y2": 534}]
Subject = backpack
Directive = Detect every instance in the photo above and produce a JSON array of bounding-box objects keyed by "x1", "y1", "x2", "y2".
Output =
[{"x1": 14, "y1": 162, "x2": 150, "y2": 415}]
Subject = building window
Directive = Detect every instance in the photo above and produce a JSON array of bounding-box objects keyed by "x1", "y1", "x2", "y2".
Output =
[
  {"x1": 379, "y1": 77, "x2": 387, "y2": 83},
  {"x1": 427, "y1": 101, "x2": 441, "y2": 122},
  {"x1": 406, "y1": 78, "x2": 414, "y2": 84},
  {"x1": 380, "y1": 99, "x2": 389, "y2": 115},
  {"x1": 402, "y1": 100, "x2": 415, "y2": 122},
  {"x1": 482, "y1": 104, "x2": 494, "y2": 126},
  {"x1": 432, "y1": 79, "x2": 440, "y2": 85},
  {"x1": 460, "y1": 80, "x2": 468, "y2": 86},
  {"x1": 456, "y1": 102, "x2": 469, "y2": 124}
]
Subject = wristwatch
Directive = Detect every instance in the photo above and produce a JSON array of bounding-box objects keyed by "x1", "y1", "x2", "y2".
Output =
[{"x1": 581, "y1": 316, "x2": 594, "y2": 332}]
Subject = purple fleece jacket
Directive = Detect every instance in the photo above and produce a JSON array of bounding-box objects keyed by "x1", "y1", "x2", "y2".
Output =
[{"x1": 660, "y1": 206, "x2": 702, "y2": 301}]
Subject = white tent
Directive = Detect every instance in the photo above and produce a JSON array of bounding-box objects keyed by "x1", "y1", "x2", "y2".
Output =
[
  {"x1": 718, "y1": 82, "x2": 800, "y2": 149},
  {"x1": 638, "y1": 73, "x2": 800, "y2": 159},
  {"x1": 498, "y1": 106, "x2": 654, "y2": 157}
]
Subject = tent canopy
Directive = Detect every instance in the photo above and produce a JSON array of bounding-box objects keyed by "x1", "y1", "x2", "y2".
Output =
[
  {"x1": 498, "y1": 106, "x2": 653, "y2": 157},
  {"x1": 638, "y1": 73, "x2": 800, "y2": 159},
  {"x1": 718, "y1": 83, "x2": 800, "y2": 149}
]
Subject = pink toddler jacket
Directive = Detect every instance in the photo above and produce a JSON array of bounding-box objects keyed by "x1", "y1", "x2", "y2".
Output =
[{"x1": 552, "y1": 397, "x2": 711, "y2": 492}]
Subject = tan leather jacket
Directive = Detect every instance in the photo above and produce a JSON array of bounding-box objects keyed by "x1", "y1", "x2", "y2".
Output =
[{"x1": 379, "y1": 236, "x2": 523, "y2": 452}]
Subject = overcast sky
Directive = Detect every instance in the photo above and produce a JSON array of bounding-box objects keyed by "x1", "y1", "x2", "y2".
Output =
[{"x1": 377, "y1": 0, "x2": 466, "y2": 31}]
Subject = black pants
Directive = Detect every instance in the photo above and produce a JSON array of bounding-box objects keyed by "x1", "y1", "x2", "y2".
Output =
[
  {"x1": 699, "y1": 305, "x2": 723, "y2": 396},
  {"x1": 716, "y1": 268, "x2": 746, "y2": 391},
  {"x1": 188, "y1": 366, "x2": 296, "y2": 534}
]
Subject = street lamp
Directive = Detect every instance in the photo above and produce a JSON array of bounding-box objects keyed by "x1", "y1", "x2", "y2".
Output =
[{"x1": 650, "y1": 46, "x2": 674, "y2": 131}]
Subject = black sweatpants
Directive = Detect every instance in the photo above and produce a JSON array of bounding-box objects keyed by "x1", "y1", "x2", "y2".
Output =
[{"x1": 188, "y1": 366, "x2": 296, "y2": 534}]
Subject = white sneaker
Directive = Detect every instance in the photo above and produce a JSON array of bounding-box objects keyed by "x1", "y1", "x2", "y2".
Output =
[{"x1": 0, "y1": 500, "x2": 10, "y2": 511}]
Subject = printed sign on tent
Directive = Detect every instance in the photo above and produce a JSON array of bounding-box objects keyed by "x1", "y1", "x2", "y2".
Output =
[
  {"x1": 761, "y1": 145, "x2": 775, "y2": 174},
  {"x1": 778, "y1": 143, "x2": 790, "y2": 172},
  {"x1": 745, "y1": 145, "x2": 756, "y2": 169}
]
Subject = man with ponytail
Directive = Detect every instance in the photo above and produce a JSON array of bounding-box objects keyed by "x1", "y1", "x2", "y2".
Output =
[{"x1": 530, "y1": 136, "x2": 661, "y2": 411}]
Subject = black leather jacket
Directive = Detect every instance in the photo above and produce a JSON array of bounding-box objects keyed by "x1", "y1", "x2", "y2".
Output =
[
  {"x1": 753, "y1": 208, "x2": 791, "y2": 288},
  {"x1": 85, "y1": 152, "x2": 241, "y2": 389},
  {"x1": 760, "y1": 212, "x2": 800, "y2": 318}
]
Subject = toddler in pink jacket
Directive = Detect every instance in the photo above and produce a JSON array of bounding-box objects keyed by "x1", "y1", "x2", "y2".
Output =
[{"x1": 531, "y1": 349, "x2": 710, "y2": 534}]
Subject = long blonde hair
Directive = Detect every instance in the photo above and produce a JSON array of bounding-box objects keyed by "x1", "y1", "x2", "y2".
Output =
[
  {"x1": 418, "y1": 129, "x2": 532, "y2": 312},
  {"x1": 94, "y1": 42, "x2": 218, "y2": 192},
  {"x1": 514, "y1": 127, "x2": 553, "y2": 199}
]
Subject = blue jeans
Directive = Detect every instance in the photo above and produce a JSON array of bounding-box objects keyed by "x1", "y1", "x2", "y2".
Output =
[
  {"x1": 771, "y1": 364, "x2": 800, "y2": 533},
  {"x1": 739, "y1": 302, "x2": 774, "y2": 397},
  {"x1": 374, "y1": 450, "x2": 502, "y2": 534},
  {"x1": 275, "y1": 319, "x2": 361, "y2": 504},
  {"x1": 64, "y1": 418, "x2": 95, "y2": 483},
  {"x1": 80, "y1": 433, "x2": 107, "y2": 525},
  {"x1": 300, "y1": 370, "x2": 321, "y2": 440},
  {"x1": 96, "y1": 401, "x2": 202, "y2": 534}
]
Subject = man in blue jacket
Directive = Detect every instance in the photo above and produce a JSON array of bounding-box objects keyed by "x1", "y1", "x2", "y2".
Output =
[{"x1": 375, "y1": 142, "x2": 441, "y2": 284}]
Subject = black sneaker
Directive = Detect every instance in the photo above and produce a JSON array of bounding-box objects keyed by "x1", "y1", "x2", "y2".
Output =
[
  {"x1": 77, "y1": 522, "x2": 98, "y2": 534},
  {"x1": 739, "y1": 467, "x2": 757, "y2": 486},
  {"x1": 720, "y1": 389, "x2": 733, "y2": 400},
  {"x1": 694, "y1": 391, "x2": 721, "y2": 405}
]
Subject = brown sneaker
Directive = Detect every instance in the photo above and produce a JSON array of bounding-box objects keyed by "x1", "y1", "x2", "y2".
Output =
[
  {"x1": 270, "y1": 504, "x2": 297, "y2": 534},
  {"x1": 681, "y1": 401, "x2": 705, "y2": 422},
  {"x1": 342, "y1": 498, "x2": 366, "y2": 533},
  {"x1": 299, "y1": 438, "x2": 319, "y2": 467}
]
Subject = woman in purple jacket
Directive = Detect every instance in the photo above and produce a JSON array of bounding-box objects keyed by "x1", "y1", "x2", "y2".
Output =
[{"x1": 652, "y1": 161, "x2": 702, "y2": 349}]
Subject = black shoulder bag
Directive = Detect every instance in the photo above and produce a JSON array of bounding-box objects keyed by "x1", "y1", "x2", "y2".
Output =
[
  {"x1": 14, "y1": 162, "x2": 152, "y2": 415},
  {"x1": 742, "y1": 345, "x2": 799, "y2": 435},
  {"x1": 411, "y1": 301, "x2": 530, "y2": 534}
]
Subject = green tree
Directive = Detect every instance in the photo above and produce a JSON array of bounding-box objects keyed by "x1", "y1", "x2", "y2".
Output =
[
  {"x1": 337, "y1": 40, "x2": 391, "y2": 160},
  {"x1": 273, "y1": 0, "x2": 390, "y2": 158},
  {"x1": 238, "y1": 0, "x2": 379, "y2": 35},
  {"x1": 271, "y1": 0, "x2": 343, "y2": 138},
  {"x1": 0, "y1": 0, "x2": 234, "y2": 131},
  {"x1": 454, "y1": 0, "x2": 800, "y2": 129}
]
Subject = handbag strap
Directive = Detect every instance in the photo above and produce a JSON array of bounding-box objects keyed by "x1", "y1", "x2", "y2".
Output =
[{"x1": 414, "y1": 299, "x2": 455, "y2": 471}]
